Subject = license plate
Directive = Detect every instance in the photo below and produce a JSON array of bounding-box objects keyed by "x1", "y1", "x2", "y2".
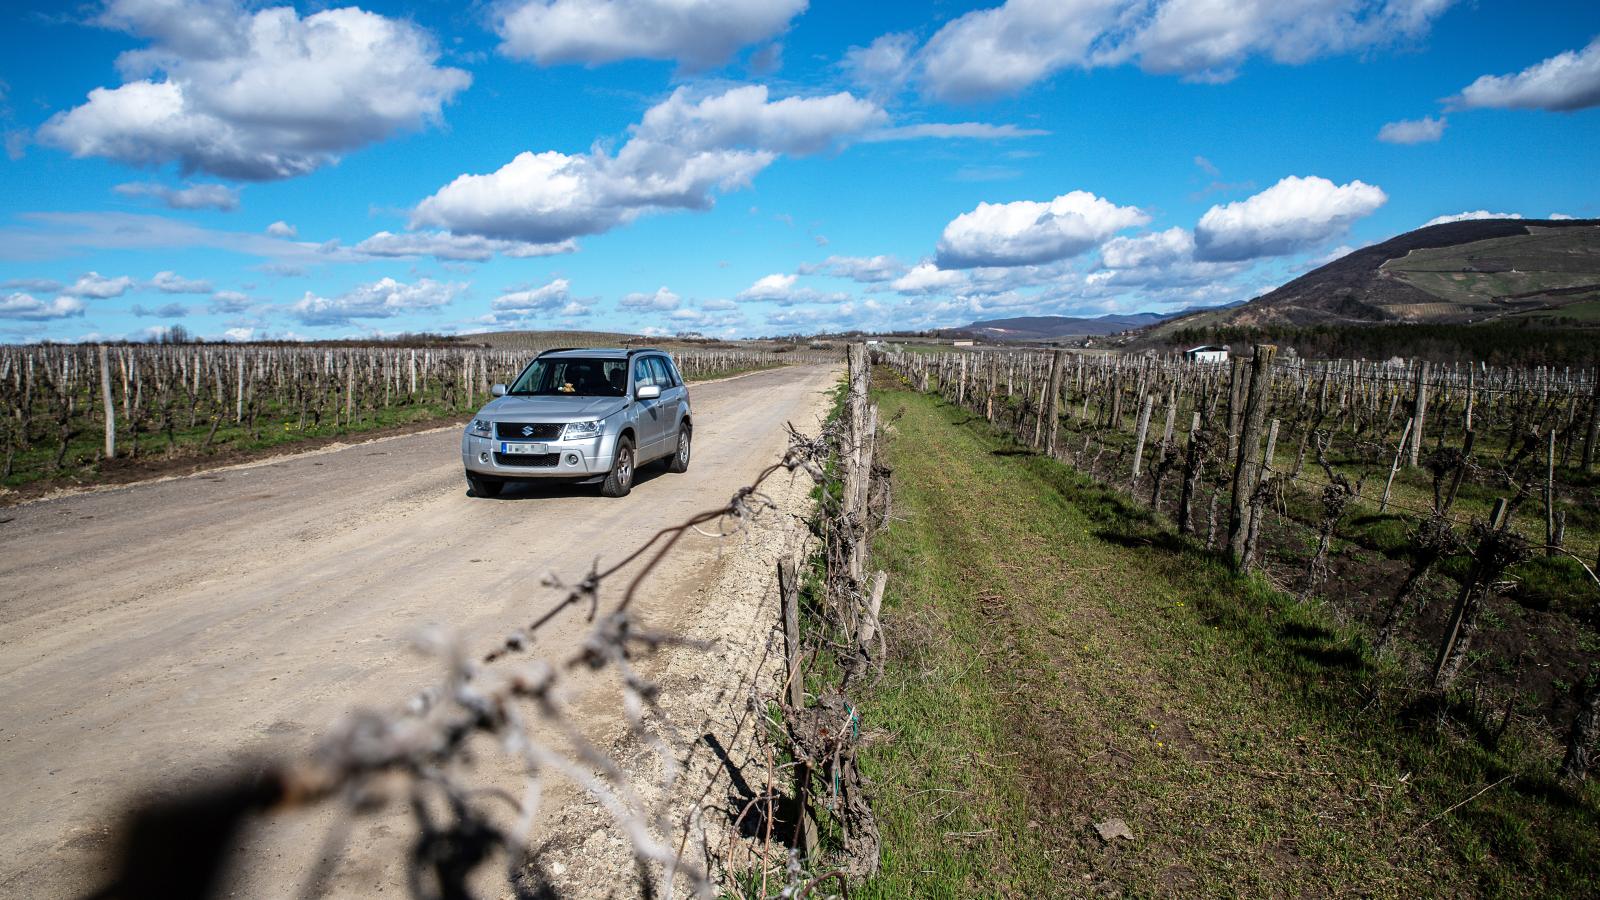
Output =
[{"x1": 499, "y1": 441, "x2": 547, "y2": 455}]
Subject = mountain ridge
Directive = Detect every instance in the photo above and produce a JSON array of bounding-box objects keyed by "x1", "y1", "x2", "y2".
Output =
[
  {"x1": 960, "y1": 310, "x2": 1194, "y2": 341},
  {"x1": 1148, "y1": 218, "x2": 1600, "y2": 337}
]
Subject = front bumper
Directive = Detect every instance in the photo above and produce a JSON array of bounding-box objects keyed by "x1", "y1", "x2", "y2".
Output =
[{"x1": 461, "y1": 430, "x2": 618, "y2": 480}]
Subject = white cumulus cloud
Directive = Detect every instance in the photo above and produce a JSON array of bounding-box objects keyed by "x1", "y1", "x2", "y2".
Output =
[
  {"x1": 412, "y1": 85, "x2": 884, "y2": 244},
  {"x1": 936, "y1": 190, "x2": 1148, "y2": 268},
  {"x1": 882, "y1": 0, "x2": 1455, "y2": 102},
  {"x1": 131, "y1": 301, "x2": 190, "y2": 317},
  {"x1": 496, "y1": 0, "x2": 807, "y2": 69},
  {"x1": 484, "y1": 278, "x2": 597, "y2": 324},
  {"x1": 634, "y1": 84, "x2": 886, "y2": 155},
  {"x1": 1125, "y1": 0, "x2": 1453, "y2": 83},
  {"x1": 842, "y1": 32, "x2": 916, "y2": 96},
  {"x1": 890, "y1": 263, "x2": 968, "y2": 295},
  {"x1": 798, "y1": 254, "x2": 906, "y2": 283},
  {"x1": 354, "y1": 230, "x2": 576, "y2": 261},
  {"x1": 918, "y1": 0, "x2": 1126, "y2": 103},
  {"x1": 40, "y1": 0, "x2": 470, "y2": 180},
  {"x1": 735, "y1": 272, "x2": 847, "y2": 305},
  {"x1": 1097, "y1": 227, "x2": 1248, "y2": 288},
  {"x1": 1100, "y1": 227, "x2": 1195, "y2": 270},
  {"x1": 620, "y1": 286, "x2": 681, "y2": 310},
  {"x1": 64, "y1": 271, "x2": 135, "y2": 298},
  {"x1": 114, "y1": 180, "x2": 239, "y2": 210},
  {"x1": 491, "y1": 279, "x2": 573, "y2": 313},
  {"x1": 291, "y1": 277, "x2": 465, "y2": 325},
  {"x1": 209, "y1": 290, "x2": 253, "y2": 313},
  {"x1": 266, "y1": 221, "x2": 297, "y2": 238},
  {"x1": 738, "y1": 273, "x2": 796, "y2": 301},
  {"x1": 1194, "y1": 175, "x2": 1387, "y2": 262},
  {"x1": 1377, "y1": 115, "x2": 1446, "y2": 144},
  {"x1": 151, "y1": 270, "x2": 212, "y2": 293},
  {"x1": 1453, "y1": 36, "x2": 1600, "y2": 112},
  {"x1": 1, "y1": 293, "x2": 87, "y2": 320},
  {"x1": 1422, "y1": 210, "x2": 1523, "y2": 227}
]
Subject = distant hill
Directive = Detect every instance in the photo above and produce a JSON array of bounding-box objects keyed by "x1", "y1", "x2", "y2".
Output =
[
  {"x1": 1146, "y1": 218, "x2": 1600, "y2": 339},
  {"x1": 961, "y1": 312, "x2": 1174, "y2": 341}
]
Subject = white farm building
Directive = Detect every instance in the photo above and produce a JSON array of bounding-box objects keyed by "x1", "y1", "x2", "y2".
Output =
[{"x1": 1184, "y1": 345, "x2": 1230, "y2": 363}]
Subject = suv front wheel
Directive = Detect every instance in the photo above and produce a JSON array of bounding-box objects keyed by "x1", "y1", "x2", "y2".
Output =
[{"x1": 601, "y1": 437, "x2": 634, "y2": 498}]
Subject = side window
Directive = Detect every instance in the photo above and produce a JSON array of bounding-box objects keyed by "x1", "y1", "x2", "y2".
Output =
[
  {"x1": 647, "y1": 356, "x2": 675, "y2": 387},
  {"x1": 659, "y1": 356, "x2": 682, "y2": 387},
  {"x1": 633, "y1": 358, "x2": 657, "y2": 389}
]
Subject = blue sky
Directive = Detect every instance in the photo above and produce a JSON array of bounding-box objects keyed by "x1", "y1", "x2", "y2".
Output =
[{"x1": 1, "y1": 0, "x2": 1597, "y2": 342}]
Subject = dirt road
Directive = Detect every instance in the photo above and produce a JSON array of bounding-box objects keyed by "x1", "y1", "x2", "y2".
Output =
[{"x1": 0, "y1": 362, "x2": 838, "y2": 898}]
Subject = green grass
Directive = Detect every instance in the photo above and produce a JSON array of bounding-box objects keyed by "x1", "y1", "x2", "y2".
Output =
[
  {"x1": 1514, "y1": 298, "x2": 1600, "y2": 323},
  {"x1": 1, "y1": 395, "x2": 466, "y2": 492},
  {"x1": 853, "y1": 379, "x2": 1599, "y2": 897},
  {"x1": 1382, "y1": 226, "x2": 1600, "y2": 306}
]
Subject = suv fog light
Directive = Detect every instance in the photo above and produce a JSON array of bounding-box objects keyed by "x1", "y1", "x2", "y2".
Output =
[
  {"x1": 565, "y1": 453, "x2": 579, "y2": 465},
  {"x1": 479, "y1": 452, "x2": 490, "y2": 463}
]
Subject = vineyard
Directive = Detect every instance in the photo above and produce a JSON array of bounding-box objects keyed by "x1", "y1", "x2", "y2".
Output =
[
  {"x1": 882, "y1": 347, "x2": 1600, "y2": 776},
  {"x1": 0, "y1": 342, "x2": 828, "y2": 494}
]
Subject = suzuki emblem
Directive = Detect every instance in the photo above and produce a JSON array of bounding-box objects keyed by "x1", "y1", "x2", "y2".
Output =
[{"x1": 521, "y1": 425, "x2": 535, "y2": 437}]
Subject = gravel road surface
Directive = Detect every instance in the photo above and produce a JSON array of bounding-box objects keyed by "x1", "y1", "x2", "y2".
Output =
[{"x1": 0, "y1": 362, "x2": 838, "y2": 898}]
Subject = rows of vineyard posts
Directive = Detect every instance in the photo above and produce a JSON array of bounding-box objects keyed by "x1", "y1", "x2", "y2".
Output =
[
  {"x1": 752, "y1": 343, "x2": 890, "y2": 889},
  {"x1": 882, "y1": 345, "x2": 1600, "y2": 783},
  {"x1": 0, "y1": 343, "x2": 829, "y2": 488}
]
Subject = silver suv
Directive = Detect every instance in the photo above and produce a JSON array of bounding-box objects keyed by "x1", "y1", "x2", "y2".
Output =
[{"x1": 461, "y1": 348, "x2": 691, "y2": 498}]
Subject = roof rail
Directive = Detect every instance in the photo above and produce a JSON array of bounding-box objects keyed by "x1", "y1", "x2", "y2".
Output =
[{"x1": 535, "y1": 347, "x2": 578, "y2": 356}]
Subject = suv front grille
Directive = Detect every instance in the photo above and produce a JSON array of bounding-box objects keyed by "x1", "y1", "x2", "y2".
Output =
[
  {"x1": 495, "y1": 422, "x2": 564, "y2": 440},
  {"x1": 494, "y1": 452, "x2": 561, "y2": 468}
]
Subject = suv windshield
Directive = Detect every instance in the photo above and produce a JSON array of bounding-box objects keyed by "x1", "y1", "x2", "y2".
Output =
[{"x1": 509, "y1": 357, "x2": 628, "y2": 397}]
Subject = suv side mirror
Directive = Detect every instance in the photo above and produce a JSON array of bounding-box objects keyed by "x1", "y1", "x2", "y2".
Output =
[
  {"x1": 491, "y1": 383, "x2": 507, "y2": 397},
  {"x1": 636, "y1": 384, "x2": 661, "y2": 400}
]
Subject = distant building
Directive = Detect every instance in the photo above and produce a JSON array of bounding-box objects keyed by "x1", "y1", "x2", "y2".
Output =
[
  {"x1": 952, "y1": 339, "x2": 975, "y2": 347},
  {"x1": 1184, "y1": 345, "x2": 1229, "y2": 363}
]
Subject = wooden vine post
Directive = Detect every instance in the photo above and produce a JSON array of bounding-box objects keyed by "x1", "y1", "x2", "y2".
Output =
[
  {"x1": 1409, "y1": 360, "x2": 1430, "y2": 468},
  {"x1": 1226, "y1": 356, "x2": 1248, "y2": 462},
  {"x1": 98, "y1": 345, "x2": 115, "y2": 461},
  {"x1": 778, "y1": 557, "x2": 818, "y2": 858},
  {"x1": 1130, "y1": 392, "x2": 1154, "y2": 481},
  {"x1": 1379, "y1": 417, "x2": 1414, "y2": 513},
  {"x1": 1227, "y1": 344, "x2": 1277, "y2": 570},
  {"x1": 1583, "y1": 375, "x2": 1600, "y2": 473},
  {"x1": 1561, "y1": 665, "x2": 1600, "y2": 783},
  {"x1": 1545, "y1": 429, "x2": 1558, "y2": 555},
  {"x1": 1043, "y1": 350, "x2": 1066, "y2": 457},
  {"x1": 1432, "y1": 498, "x2": 1518, "y2": 691}
]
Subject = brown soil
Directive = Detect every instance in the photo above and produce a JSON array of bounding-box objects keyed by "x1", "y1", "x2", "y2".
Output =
[{"x1": 1247, "y1": 498, "x2": 1591, "y2": 730}]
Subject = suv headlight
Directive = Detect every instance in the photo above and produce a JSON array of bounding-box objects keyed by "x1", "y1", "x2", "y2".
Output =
[
  {"x1": 562, "y1": 420, "x2": 602, "y2": 440},
  {"x1": 467, "y1": 418, "x2": 493, "y2": 437}
]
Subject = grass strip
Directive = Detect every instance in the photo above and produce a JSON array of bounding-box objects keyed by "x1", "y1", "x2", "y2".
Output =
[{"x1": 855, "y1": 378, "x2": 1598, "y2": 898}]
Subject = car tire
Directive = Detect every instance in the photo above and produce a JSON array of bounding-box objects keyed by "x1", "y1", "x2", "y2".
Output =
[
  {"x1": 666, "y1": 423, "x2": 691, "y2": 473},
  {"x1": 467, "y1": 473, "x2": 504, "y2": 498},
  {"x1": 601, "y1": 437, "x2": 634, "y2": 498}
]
